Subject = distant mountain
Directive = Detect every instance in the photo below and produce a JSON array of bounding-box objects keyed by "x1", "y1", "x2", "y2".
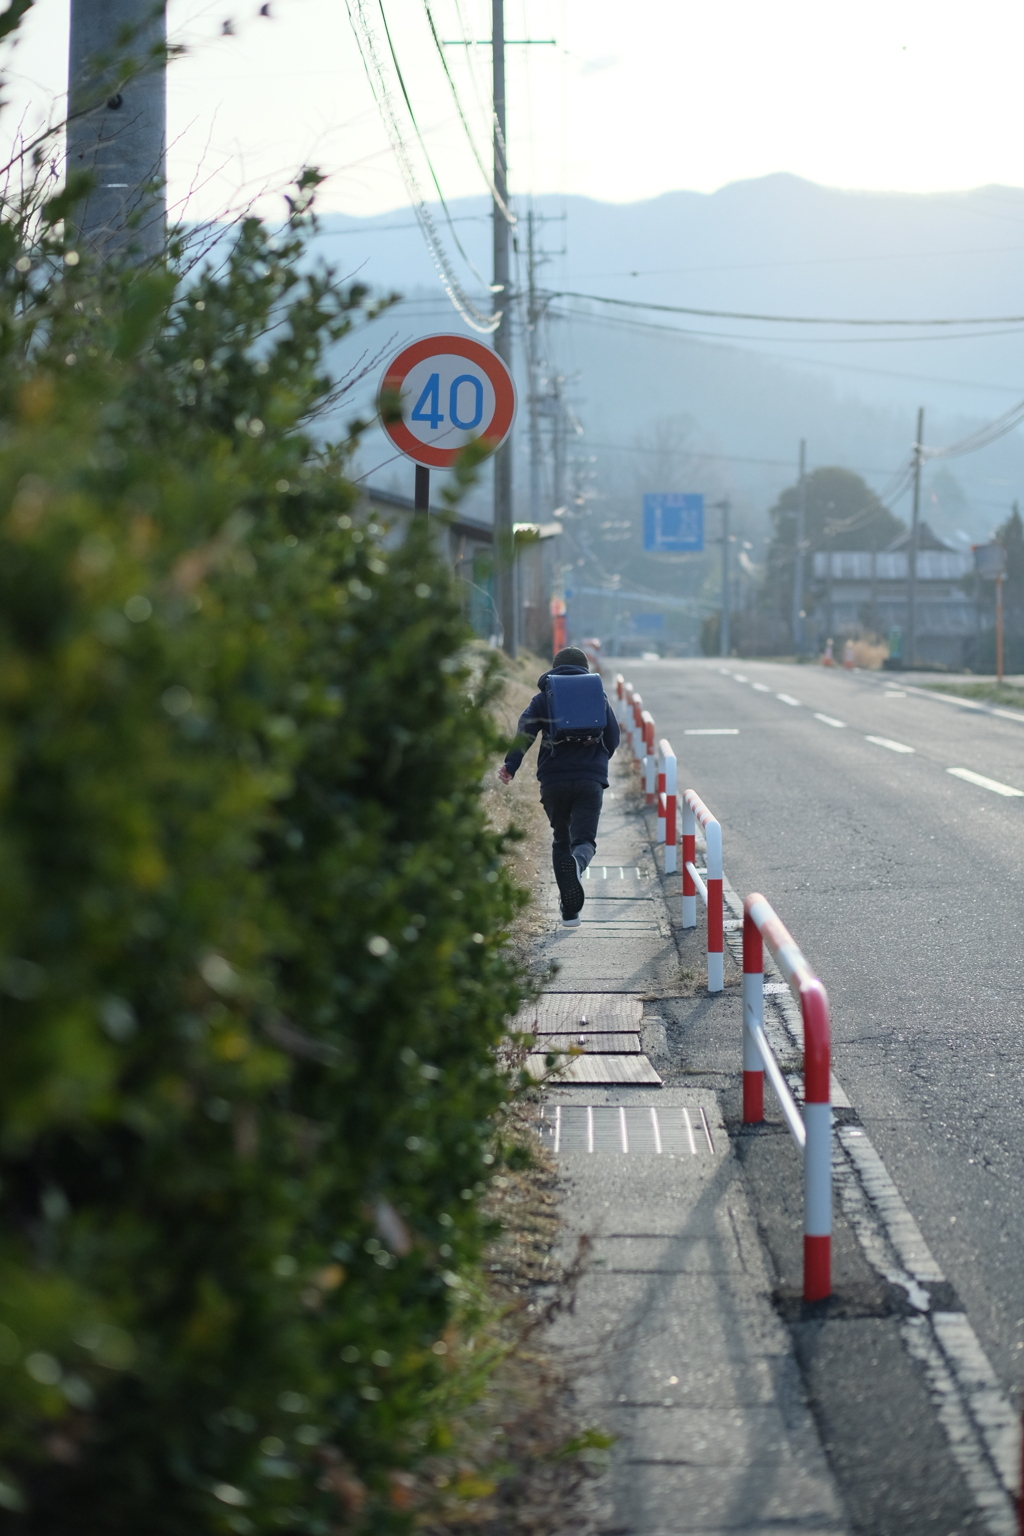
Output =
[{"x1": 323, "y1": 177, "x2": 1024, "y2": 550}]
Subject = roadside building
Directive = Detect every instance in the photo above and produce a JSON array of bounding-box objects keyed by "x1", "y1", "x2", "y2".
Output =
[
  {"x1": 811, "y1": 522, "x2": 975, "y2": 667},
  {"x1": 360, "y1": 488, "x2": 563, "y2": 651}
]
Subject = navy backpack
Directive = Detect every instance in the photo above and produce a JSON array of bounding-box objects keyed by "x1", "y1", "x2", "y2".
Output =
[{"x1": 545, "y1": 672, "x2": 607, "y2": 746}]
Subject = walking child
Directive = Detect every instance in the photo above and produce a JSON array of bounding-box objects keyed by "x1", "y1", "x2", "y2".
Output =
[{"x1": 498, "y1": 647, "x2": 620, "y2": 927}]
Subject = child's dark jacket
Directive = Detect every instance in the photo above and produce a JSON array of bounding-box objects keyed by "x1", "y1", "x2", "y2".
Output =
[{"x1": 502, "y1": 664, "x2": 620, "y2": 786}]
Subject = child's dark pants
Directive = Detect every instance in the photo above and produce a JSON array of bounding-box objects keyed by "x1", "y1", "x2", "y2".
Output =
[{"x1": 539, "y1": 779, "x2": 604, "y2": 876}]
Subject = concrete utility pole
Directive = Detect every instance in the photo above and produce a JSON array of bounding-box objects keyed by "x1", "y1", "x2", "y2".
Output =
[
  {"x1": 491, "y1": 0, "x2": 516, "y2": 656},
  {"x1": 906, "y1": 406, "x2": 924, "y2": 667},
  {"x1": 526, "y1": 209, "x2": 543, "y2": 523},
  {"x1": 792, "y1": 439, "x2": 807, "y2": 653},
  {"x1": 67, "y1": 0, "x2": 167, "y2": 261},
  {"x1": 720, "y1": 498, "x2": 731, "y2": 658}
]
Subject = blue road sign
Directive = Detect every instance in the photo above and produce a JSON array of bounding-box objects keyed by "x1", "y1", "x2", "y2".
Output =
[{"x1": 643, "y1": 493, "x2": 704, "y2": 553}]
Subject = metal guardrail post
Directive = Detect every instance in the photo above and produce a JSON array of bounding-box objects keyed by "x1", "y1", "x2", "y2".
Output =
[
  {"x1": 657, "y1": 739, "x2": 677, "y2": 873},
  {"x1": 743, "y1": 893, "x2": 833, "y2": 1302},
  {"x1": 681, "y1": 790, "x2": 723, "y2": 993},
  {"x1": 642, "y1": 711, "x2": 656, "y2": 802}
]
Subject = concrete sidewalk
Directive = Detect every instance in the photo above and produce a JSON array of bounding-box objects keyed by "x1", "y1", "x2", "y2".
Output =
[{"x1": 528, "y1": 754, "x2": 849, "y2": 1536}]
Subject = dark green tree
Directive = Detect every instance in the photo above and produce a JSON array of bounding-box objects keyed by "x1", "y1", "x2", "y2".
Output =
[
  {"x1": 762, "y1": 466, "x2": 905, "y2": 629},
  {"x1": 972, "y1": 503, "x2": 1024, "y2": 672}
]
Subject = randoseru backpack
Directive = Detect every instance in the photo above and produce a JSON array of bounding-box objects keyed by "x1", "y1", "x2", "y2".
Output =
[{"x1": 544, "y1": 672, "x2": 607, "y2": 746}]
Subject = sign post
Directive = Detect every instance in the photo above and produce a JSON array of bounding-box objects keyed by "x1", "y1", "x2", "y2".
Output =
[{"x1": 378, "y1": 334, "x2": 517, "y2": 523}]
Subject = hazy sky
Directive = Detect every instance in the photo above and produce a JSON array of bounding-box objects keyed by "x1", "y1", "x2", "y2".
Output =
[{"x1": 10, "y1": 0, "x2": 1024, "y2": 224}]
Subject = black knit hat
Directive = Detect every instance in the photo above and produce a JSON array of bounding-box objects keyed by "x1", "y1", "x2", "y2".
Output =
[{"x1": 552, "y1": 646, "x2": 589, "y2": 670}]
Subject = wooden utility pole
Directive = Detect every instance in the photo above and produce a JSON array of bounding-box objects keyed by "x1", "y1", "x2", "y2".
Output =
[
  {"x1": 906, "y1": 407, "x2": 924, "y2": 667},
  {"x1": 67, "y1": 0, "x2": 167, "y2": 261},
  {"x1": 792, "y1": 439, "x2": 807, "y2": 653},
  {"x1": 491, "y1": 0, "x2": 515, "y2": 656}
]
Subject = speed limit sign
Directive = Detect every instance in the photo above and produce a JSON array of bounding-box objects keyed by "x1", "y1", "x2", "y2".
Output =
[{"x1": 378, "y1": 334, "x2": 517, "y2": 470}]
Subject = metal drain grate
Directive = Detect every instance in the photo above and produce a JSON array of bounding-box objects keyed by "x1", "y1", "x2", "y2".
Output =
[{"x1": 538, "y1": 1104, "x2": 715, "y2": 1155}]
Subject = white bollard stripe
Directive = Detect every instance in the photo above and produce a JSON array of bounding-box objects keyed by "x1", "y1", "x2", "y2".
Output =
[
  {"x1": 803, "y1": 1102, "x2": 832, "y2": 1236},
  {"x1": 742, "y1": 973, "x2": 764, "y2": 1072}
]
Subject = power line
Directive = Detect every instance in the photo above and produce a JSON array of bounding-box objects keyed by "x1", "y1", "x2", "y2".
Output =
[
  {"x1": 422, "y1": 0, "x2": 515, "y2": 224},
  {"x1": 547, "y1": 302, "x2": 1024, "y2": 348},
  {"x1": 375, "y1": 0, "x2": 493, "y2": 291},
  {"x1": 549, "y1": 287, "x2": 1024, "y2": 329},
  {"x1": 343, "y1": 0, "x2": 498, "y2": 333},
  {"x1": 924, "y1": 398, "x2": 1024, "y2": 460}
]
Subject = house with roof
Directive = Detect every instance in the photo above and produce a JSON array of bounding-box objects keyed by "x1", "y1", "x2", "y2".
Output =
[{"x1": 811, "y1": 522, "x2": 976, "y2": 667}]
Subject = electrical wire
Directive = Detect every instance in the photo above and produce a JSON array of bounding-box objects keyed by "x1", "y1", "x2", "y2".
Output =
[
  {"x1": 375, "y1": 0, "x2": 494, "y2": 292},
  {"x1": 546, "y1": 303, "x2": 1024, "y2": 348},
  {"x1": 422, "y1": 0, "x2": 515, "y2": 224},
  {"x1": 548, "y1": 287, "x2": 1024, "y2": 329},
  {"x1": 924, "y1": 398, "x2": 1024, "y2": 459},
  {"x1": 450, "y1": 0, "x2": 511, "y2": 195},
  {"x1": 344, "y1": 0, "x2": 498, "y2": 333}
]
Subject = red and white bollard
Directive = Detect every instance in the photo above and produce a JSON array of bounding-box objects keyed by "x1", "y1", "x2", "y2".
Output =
[
  {"x1": 681, "y1": 789, "x2": 724, "y2": 993},
  {"x1": 742, "y1": 893, "x2": 832, "y2": 1303},
  {"x1": 657, "y1": 739, "x2": 677, "y2": 873},
  {"x1": 642, "y1": 712, "x2": 656, "y2": 803},
  {"x1": 630, "y1": 693, "x2": 644, "y2": 758},
  {"x1": 614, "y1": 673, "x2": 626, "y2": 726}
]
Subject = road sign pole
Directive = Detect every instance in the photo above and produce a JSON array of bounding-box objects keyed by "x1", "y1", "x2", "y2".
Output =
[{"x1": 414, "y1": 465, "x2": 429, "y2": 516}]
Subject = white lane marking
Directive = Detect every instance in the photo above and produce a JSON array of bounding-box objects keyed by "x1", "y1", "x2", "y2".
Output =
[
  {"x1": 685, "y1": 728, "x2": 739, "y2": 735},
  {"x1": 586, "y1": 1104, "x2": 594, "y2": 1154},
  {"x1": 866, "y1": 734, "x2": 915, "y2": 753},
  {"x1": 681, "y1": 1107, "x2": 697, "y2": 1156},
  {"x1": 718, "y1": 667, "x2": 731, "y2": 675},
  {"x1": 884, "y1": 690, "x2": 906, "y2": 698},
  {"x1": 733, "y1": 673, "x2": 748, "y2": 682},
  {"x1": 947, "y1": 766, "x2": 1024, "y2": 798},
  {"x1": 814, "y1": 712, "x2": 846, "y2": 728},
  {"x1": 751, "y1": 682, "x2": 771, "y2": 692},
  {"x1": 619, "y1": 1105, "x2": 629, "y2": 1154},
  {"x1": 776, "y1": 693, "x2": 802, "y2": 706},
  {"x1": 650, "y1": 1106, "x2": 662, "y2": 1155},
  {"x1": 992, "y1": 708, "x2": 1024, "y2": 724}
]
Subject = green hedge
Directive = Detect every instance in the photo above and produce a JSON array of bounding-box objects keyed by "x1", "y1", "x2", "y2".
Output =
[{"x1": 0, "y1": 181, "x2": 528, "y2": 1532}]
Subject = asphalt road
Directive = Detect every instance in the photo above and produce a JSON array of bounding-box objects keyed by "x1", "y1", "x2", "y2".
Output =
[{"x1": 618, "y1": 657, "x2": 1024, "y2": 1402}]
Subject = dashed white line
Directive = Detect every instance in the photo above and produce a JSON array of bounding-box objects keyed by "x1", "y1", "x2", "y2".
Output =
[
  {"x1": 733, "y1": 673, "x2": 748, "y2": 682},
  {"x1": 776, "y1": 693, "x2": 802, "y2": 707},
  {"x1": 992, "y1": 708, "x2": 1024, "y2": 724},
  {"x1": 866, "y1": 735, "x2": 915, "y2": 754},
  {"x1": 814, "y1": 712, "x2": 846, "y2": 728},
  {"x1": 685, "y1": 728, "x2": 739, "y2": 735},
  {"x1": 751, "y1": 682, "x2": 771, "y2": 693},
  {"x1": 947, "y1": 766, "x2": 1024, "y2": 797}
]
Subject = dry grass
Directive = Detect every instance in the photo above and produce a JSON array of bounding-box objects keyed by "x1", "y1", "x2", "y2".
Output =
[{"x1": 411, "y1": 653, "x2": 607, "y2": 1536}]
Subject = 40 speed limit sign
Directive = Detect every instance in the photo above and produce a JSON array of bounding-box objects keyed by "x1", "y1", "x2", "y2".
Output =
[{"x1": 378, "y1": 334, "x2": 517, "y2": 469}]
